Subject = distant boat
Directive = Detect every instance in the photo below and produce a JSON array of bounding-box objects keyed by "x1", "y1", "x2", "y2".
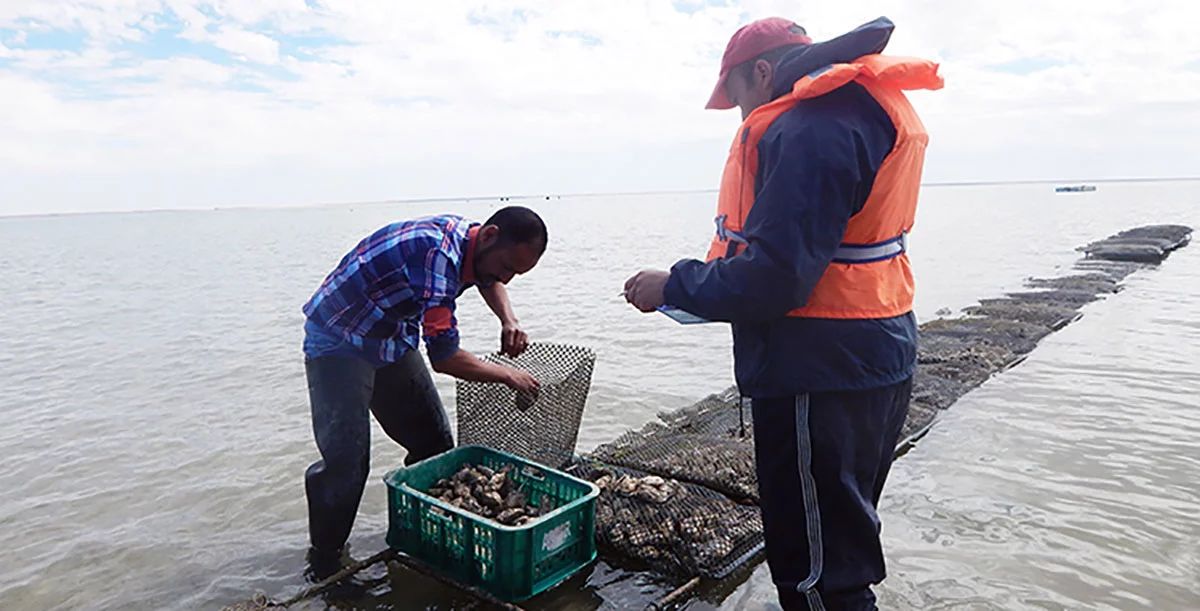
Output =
[{"x1": 1056, "y1": 185, "x2": 1097, "y2": 193}]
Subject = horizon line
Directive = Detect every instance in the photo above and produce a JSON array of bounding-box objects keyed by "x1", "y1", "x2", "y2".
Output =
[{"x1": 4, "y1": 175, "x2": 1199, "y2": 221}]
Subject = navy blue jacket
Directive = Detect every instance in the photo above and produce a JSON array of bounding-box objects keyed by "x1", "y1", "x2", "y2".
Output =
[{"x1": 663, "y1": 18, "x2": 918, "y2": 398}]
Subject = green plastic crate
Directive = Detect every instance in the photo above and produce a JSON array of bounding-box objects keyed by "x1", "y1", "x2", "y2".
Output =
[{"x1": 383, "y1": 445, "x2": 599, "y2": 602}]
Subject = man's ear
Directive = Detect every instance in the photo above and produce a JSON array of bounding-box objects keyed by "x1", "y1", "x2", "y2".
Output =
[
  {"x1": 479, "y1": 224, "x2": 500, "y2": 245},
  {"x1": 754, "y1": 58, "x2": 774, "y2": 89}
]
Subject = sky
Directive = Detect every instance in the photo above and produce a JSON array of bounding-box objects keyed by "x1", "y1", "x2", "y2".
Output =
[{"x1": 1, "y1": 0, "x2": 1198, "y2": 216}]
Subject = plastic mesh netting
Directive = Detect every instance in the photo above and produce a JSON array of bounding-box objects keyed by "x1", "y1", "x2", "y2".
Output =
[
  {"x1": 564, "y1": 460, "x2": 764, "y2": 580},
  {"x1": 589, "y1": 426, "x2": 758, "y2": 504},
  {"x1": 658, "y1": 388, "x2": 751, "y2": 437},
  {"x1": 455, "y1": 343, "x2": 596, "y2": 469},
  {"x1": 588, "y1": 390, "x2": 758, "y2": 504}
]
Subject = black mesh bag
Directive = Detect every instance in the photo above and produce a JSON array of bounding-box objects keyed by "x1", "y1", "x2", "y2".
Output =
[
  {"x1": 588, "y1": 391, "x2": 758, "y2": 503},
  {"x1": 455, "y1": 343, "x2": 596, "y2": 468},
  {"x1": 564, "y1": 460, "x2": 764, "y2": 580}
]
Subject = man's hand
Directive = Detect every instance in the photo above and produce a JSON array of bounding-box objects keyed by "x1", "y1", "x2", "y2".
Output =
[
  {"x1": 623, "y1": 270, "x2": 670, "y2": 312},
  {"x1": 504, "y1": 367, "x2": 541, "y2": 410},
  {"x1": 432, "y1": 350, "x2": 541, "y2": 408},
  {"x1": 501, "y1": 320, "x2": 529, "y2": 358},
  {"x1": 504, "y1": 367, "x2": 540, "y2": 393},
  {"x1": 479, "y1": 283, "x2": 531, "y2": 357}
]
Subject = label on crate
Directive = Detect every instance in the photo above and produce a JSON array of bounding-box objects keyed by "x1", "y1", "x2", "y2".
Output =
[{"x1": 542, "y1": 521, "x2": 572, "y2": 552}]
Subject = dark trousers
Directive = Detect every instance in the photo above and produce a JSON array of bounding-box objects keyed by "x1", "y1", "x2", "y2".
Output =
[
  {"x1": 751, "y1": 377, "x2": 913, "y2": 611},
  {"x1": 304, "y1": 350, "x2": 454, "y2": 555}
]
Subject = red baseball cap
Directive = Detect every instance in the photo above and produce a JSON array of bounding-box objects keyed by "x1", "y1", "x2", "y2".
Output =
[{"x1": 706, "y1": 17, "x2": 812, "y2": 110}]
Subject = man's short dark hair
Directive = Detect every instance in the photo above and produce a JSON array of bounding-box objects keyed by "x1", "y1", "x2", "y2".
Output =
[
  {"x1": 484, "y1": 205, "x2": 548, "y2": 255},
  {"x1": 730, "y1": 43, "x2": 806, "y2": 88}
]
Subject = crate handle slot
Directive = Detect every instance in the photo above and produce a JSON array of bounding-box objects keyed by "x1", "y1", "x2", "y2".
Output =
[{"x1": 522, "y1": 465, "x2": 546, "y2": 481}]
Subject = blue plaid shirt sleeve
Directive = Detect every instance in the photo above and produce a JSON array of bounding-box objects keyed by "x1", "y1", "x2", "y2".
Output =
[
  {"x1": 395, "y1": 236, "x2": 462, "y2": 363},
  {"x1": 302, "y1": 215, "x2": 473, "y2": 365}
]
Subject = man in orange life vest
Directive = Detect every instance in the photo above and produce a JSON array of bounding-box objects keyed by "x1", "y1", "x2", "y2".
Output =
[{"x1": 624, "y1": 17, "x2": 942, "y2": 611}]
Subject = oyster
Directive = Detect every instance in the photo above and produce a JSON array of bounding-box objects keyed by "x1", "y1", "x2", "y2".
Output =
[
  {"x1": 423, "y1": 462, "x2": 553, "y2": 527},
  {"x1": 602, "y1": 473, "x2": 678, "y2": 504},
  {"x1": 614, "y1": 475, "x2": 639, "y2": 495},
  {"x1": 576, "y1": 465, "x2": 765, "y2": 579},
  {"x1": 503, "y1": 490, "x2": 526, "y2": 509}
]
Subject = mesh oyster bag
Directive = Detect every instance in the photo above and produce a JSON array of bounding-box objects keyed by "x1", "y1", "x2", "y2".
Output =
[
  {"x1": 455, "y1": 342, "x2": 596, "y2": 469},
  {"x1": 564, "y1": 460, "x2": 764, "y2": 580},
  {"x1": 657, "y1": 388, "x2": 752, "y2": 437},
  {"x1": 588, "y1": 391, "x2": 759, "y2": 503},
  {"x1": 589, "y1": 425, "x2": 758, "y2": 504}
]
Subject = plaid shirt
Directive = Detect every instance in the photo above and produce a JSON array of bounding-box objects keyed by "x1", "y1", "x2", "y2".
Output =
[{"x1": 302, "y1": 214, "x2": 479, "y2": 364}]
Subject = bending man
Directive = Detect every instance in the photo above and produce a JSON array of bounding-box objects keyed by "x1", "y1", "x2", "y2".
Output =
[{"x1": 300, "y1": 206, "x2": 546, "y2": 578}]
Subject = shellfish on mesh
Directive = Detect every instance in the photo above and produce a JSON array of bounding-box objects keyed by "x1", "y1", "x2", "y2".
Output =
[
  {"x1": 424, "y1": 463, "x2": 553, "y2": 526},
  {"x1": 582, "y1": 466, "x2": 764, "y2": 577},
  {"x1": 594, "y1": 472, "x2": 680, "y2": 504}
]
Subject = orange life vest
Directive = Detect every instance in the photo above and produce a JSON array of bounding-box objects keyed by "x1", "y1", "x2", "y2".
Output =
[{"x1": 707, "y1": 54, "x2": 943, "y2": 319}]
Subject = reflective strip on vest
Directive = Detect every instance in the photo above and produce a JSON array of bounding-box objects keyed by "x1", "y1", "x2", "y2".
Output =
[
  {"x1": 714, "y1": 218, "x2": 907, "y2": 265},
  {"x1": 714, "y1": 214, "x2": 749, "y2": 245},
  {"x1": 831, "y1": 232, "x2": 907, "y2": 264}
]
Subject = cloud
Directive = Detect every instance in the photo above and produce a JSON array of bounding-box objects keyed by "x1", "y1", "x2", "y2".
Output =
[
  {"x1": 208, "y1": 26, "x2": 280, "y2": 64},
  {"x1": 0, "y1": 1, "x2": 1199, "y2": 215}
]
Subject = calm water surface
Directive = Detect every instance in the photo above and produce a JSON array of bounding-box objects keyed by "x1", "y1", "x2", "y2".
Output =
[{"x1": 0, "y1": 182, "x2": 1196, "y2": 610}]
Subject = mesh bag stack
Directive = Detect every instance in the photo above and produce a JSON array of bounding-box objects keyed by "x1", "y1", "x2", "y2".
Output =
[
  {"x1": 576, "y1": 390, "x2": 765, "y2": 578},
  {"x1": 564, "y1": 460, "x2": 764, "y2": 580},
  {"x1": 588, "y1": 424, "x2": 758, "y2": 504}
]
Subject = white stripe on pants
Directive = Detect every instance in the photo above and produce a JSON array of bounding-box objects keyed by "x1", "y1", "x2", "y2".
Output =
[{"x1": 794, "y1": 393, "x2": 826, "y2": 611}]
